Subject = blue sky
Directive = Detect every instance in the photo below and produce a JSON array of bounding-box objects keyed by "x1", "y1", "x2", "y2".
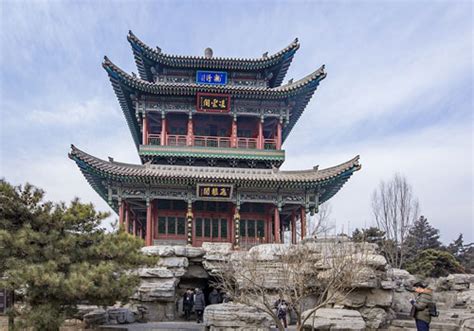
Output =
[{"x1": 1, "y1": 0, "x2": 472, "y2": 243}]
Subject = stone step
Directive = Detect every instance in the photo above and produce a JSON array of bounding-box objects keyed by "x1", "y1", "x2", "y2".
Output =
[{"x1": 389, "y1": 319, "x2": 460, "y2": 330}]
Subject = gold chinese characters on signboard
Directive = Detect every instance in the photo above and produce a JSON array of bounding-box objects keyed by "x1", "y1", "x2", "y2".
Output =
[
  {"x1": 197, "y1": 184, "x2": 233, "y2": 200},
  {"x1": 196, "y1": 93, "x2": 230, "y2": 113}
]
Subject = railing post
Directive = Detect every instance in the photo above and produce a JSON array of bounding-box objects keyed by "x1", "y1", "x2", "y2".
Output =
[{"x1": 160, "y1": 112, "x2": 167, "y2": 146}]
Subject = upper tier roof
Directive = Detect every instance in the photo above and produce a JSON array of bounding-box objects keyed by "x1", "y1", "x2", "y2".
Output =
[
  {"x1": 69, "y1": 145, "x2": 361, "y2": 207},
  {"x1": 128, "y1": 31, "x2": 299, "y2": 87},
  {"x1": 103, "y1": 57, "x2": 326, "y2": 149}
]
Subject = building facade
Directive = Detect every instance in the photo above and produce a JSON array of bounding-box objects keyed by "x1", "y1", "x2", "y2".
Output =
[{"x1": 70, "y1": 31, "x2": 360, "y2": 248}]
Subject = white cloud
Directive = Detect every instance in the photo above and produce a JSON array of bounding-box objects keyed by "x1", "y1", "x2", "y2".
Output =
[
  {"x1": 26, "y1": 98, "x2": 119, "y2": 126},
  {"x1": 283, "y1": 121, "x2": 473, "y2": 243}
]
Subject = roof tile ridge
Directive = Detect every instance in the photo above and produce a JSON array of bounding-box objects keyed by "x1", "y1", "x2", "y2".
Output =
[
  {"x1": 69, "y1": 145, "x2": 144, "y2": 169},
  {"x1": 272, "y1": 65, "x2": 326, "y2": 92},
  {"x1": 127, "y1": 31, "x2": 300, "y2": 63}
]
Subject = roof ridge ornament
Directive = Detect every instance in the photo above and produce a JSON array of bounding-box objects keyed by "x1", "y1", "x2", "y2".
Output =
[{"x1": 204, "y1": 47, "x2": 213, "y2": 59}]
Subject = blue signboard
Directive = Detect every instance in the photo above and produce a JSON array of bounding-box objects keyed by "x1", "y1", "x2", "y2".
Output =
[{"x1": 196, "y1": 71, "x2": 228, "y2": 85}]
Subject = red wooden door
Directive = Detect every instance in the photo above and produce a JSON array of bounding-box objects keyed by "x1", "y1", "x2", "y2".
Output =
[{"x1": 193, "y1": 216, "x2": 229, "y2": 247}]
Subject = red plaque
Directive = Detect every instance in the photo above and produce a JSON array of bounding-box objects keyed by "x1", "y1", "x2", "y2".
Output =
[{"x1": 196, "y1": 93, "x2": 230, "y2": 113}]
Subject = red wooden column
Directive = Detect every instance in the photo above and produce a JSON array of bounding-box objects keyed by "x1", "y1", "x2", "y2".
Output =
[
  {"x1": 276, "y1": 120, "x2": 282, "y2": 150},
  {"x1": 125, "y1": 203, "x2": 130, "y2": 233},
  {"x1": 187, "y1": 116, "x2": 194, "y2": 146},
  {"x1": 160, "y1": 114, "x2": 167, "y2": 146},
  {"x1": 231, "y1": 117, "x2": 237, "y2": 148},
  {"x1": 118, "y1": 199, "x2": 125, "y2": 229},
  {"x1": 291, "y1": 210, "x2": 297, "y2": 244},
  {"x1": 274, "y1": 207, "x2": 281, "y2": 243},
  {"x1": 142, "y1": 114, "x2": 148, "y2": 145},
  {"x1": 258, "y1": 118, "x2": 263, "y2": 149},
  {"x1": 300, "y1": 207, "x2": 307, "y2": 240},
  {"x1": 145, "y1": 200, "x2": 152, "y2": 246},
  {"x1": 132, "y1": 214, "x2": 137, "y2": 236}
]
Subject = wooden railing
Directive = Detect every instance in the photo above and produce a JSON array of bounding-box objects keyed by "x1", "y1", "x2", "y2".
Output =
[
  {"x1": 167, "y1": 135, "x2": 187, "y2": 147},
  {"x1": 147, "y1": 134, "x2": 161, "y2": 145},
  {"x1": 145, "y1": 134, "x2": 279, "y2": 150},
  {"x1": 237, "y1": 137, "x2": 258, "y2": 149},
  {"x1": 194, "y1": 135, "x2": 231, "y2": 148},
  {"x1": 263, "y1": 138, "x2": 277, "y2": 150}
]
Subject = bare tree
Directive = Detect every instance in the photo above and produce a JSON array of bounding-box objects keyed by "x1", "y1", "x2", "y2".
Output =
[
  {"x1": 308, "y1": 202, "x2": 335, "y2": 237},
  {"x1": 372, "y1": 173, "x2": 419, "y2": 268},
  {"x1": 211, "y1": 241, "x2": 372, "y2": 331}
]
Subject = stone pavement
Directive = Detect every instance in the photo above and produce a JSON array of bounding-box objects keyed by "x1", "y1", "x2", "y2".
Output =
[{"x1": 99, "y1": 321, "x2": 296, "y2": 331}]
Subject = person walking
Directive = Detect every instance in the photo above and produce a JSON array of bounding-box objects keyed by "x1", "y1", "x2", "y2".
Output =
[
  {"x1": 182, "y1": 289, "x2": 194, "y2": 321},
  {"x1": 274, "y1": 297, "x2": 288, "y2": 329},
  {"x1": 194, "y1": 288, "x2": 206, "y2": 324},
  {"x1": 208, "y1": 288, "x2": 221, "y2": 305},
  {"x1": 410, "y1": 281, "x2": 435, "y2": 331}
]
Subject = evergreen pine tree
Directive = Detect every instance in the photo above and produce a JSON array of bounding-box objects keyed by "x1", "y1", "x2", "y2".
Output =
[
  {"x1": 447, "y1": 234, "x2": 464, "y2": 257},
  {"x1": 0, "y1": 180, "x2": 156, "y2": 330},
  {"x1": 404, "y1": 216, "x2": 441, "y2": 266}
]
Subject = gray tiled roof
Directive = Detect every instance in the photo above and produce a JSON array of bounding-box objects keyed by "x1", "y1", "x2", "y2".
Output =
[
  {"x1": 69, "y1": 145, "x2": 360, "y2": 184},
  {"x1": 103, "y1": 57, "x2": 325, "y2": 98},
  {"x1": 127, "y1": 31, "x2": 299, "y2": 87}
]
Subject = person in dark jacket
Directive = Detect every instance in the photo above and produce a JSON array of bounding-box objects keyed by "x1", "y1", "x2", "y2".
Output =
[
  {"x1": 182, "y1": 289, "x2": 194, "y2": 321},
  {"x1": 208, "y1": 288, "x2": 221, "y2": 305},
  {"x1": 194, "y1": 288, "x2": 206, "y2": 323},
  {"x1": 274, "y1": 297, "x2": 288, "y2": 328},
  {"x1": 410, "y1": 281, "x2": 434, "y2": 331}
]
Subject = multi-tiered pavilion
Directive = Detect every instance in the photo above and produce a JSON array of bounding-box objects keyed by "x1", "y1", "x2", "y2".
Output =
[{"x1": 70, "y1": 31, "x2": 360, "y2": 248}]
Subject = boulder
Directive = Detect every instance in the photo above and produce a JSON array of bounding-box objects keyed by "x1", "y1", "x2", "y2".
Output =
[
  {"x1": 182, "y1": 264, "x2": 209, "y2": 279},
  {"x1": 446, "y1": 274, "x2": 473, "y2": 291},
  {"x1": 83, "y1": 309, "x2": 107, "y2": 327},
  {"x1": 132, "y1": 278, "x2": 179, "y2": 302},
  {"x1": 461, "y1": 317, "x2": 474, "y2": 330},
  {"x1": 157, "y1": 256, "x2": 189, "y2": 268},
  {"x1": 248, "y1": 243, "x2": 293, "y2": 261},
  {"x1": 203, "y1": 242, "x2": 234, "y2": 261},
  {"x1": 204, "y1": 303, "x2": 272, "y2": 330},
  {"x1": 302, "y1": 308, "x2": 366, "y2": 330},
  {"x1": 136, "y1": 267, "x2": 174, "y2": 278},
  {"x1": 392, "y1": 290, "x2": 414, "y2": 314},
  {"x1": 141, "y1": 245, "x2": 175, "y2": 257},
  {"x1": 174, "y1": 246, "x2": 206, "y2": 258},
  {"x1": 366, "y1": 289, "x2": 393, "y2": 308},
  {"x1": 360, "y1": 307, "x2": 388, "y2": 329}
]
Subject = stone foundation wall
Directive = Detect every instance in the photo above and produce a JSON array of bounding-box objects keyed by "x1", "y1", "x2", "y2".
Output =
[{"x1": 131, "y1": 240, "x2": 474, "y2": 330}]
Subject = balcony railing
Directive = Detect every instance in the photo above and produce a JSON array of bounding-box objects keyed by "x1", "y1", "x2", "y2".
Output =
[
  {"x1": 145, "y1": 134, "x2": 278, "y2": 150},
  {"x1": 167, "y1": 135, "x2": 187, "y2": 147},
  {"x1": 264, "y1": 138, "x2": 277, "y2": 150},
  {"x1": 194, "y1": 135, "x2": 231, "y2": 148},
  {"x1": 147, "y1": 134, "x2": 161, "y2": 145},
  {"x1": 237, "y1": 137, "x2": 258, "y2": 149}
]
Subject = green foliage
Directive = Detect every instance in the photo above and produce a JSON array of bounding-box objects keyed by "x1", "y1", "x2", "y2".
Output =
[
  {"x1": 405, "y1": 249, "x2": 464, "y2": 278},
  {"x1": 0, "y1": 180, "x2": 157, "y2": 330},
  {"x1": 352, "y1": 227, "x2": 385, "y2": 245},
  {"x1": 447, "y1": 234, "x2": 474, "y2": 273},
  {"x1": 404, "y1": 216, "x2": 441, "y2": 265}
]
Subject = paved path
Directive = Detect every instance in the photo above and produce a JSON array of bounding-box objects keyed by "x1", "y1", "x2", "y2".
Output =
[{"x1": 99, "y1": 321, "x2": 297, "y2": 331}]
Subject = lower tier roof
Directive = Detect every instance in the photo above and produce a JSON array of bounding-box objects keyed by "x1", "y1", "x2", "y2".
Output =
[{"x1": 69, "y1": 145, "x2": 361, "y2": 208}]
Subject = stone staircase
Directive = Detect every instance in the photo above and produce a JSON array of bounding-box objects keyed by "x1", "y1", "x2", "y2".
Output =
[{"x1": 387, "y1": 302, "x2": 474, "y2": 330}]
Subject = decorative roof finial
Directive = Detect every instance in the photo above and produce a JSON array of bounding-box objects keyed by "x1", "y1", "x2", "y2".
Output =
[
  {"x1": 204, "y1": 47, "x2": 213, "y2": 59},
  {"x1": 262, "y1": 51, "x2": 268, "y2": 58},
  {"x1": 288, "y1": 78, "x2": 293, "y2": 84}
]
